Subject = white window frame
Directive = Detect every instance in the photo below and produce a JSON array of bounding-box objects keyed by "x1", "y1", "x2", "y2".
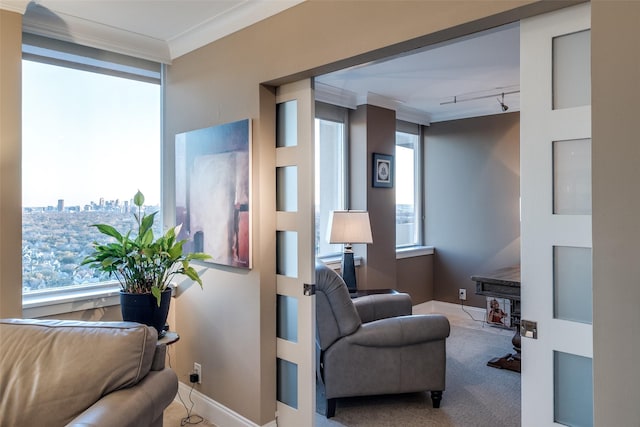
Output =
[
  {"x1": 21, "y1": 34, "x2": 163, "y2": 317},
  {"x1": 315, "y1": 101, "x2": 349, "y2": 259},
  {"x1": 395, "y1": 120, "x2": 424, "y2": 249}
]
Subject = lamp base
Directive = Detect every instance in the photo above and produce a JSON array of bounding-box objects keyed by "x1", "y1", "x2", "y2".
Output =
[{"x1": 341, "y1": 251, "x2": 357, "y2": 293}]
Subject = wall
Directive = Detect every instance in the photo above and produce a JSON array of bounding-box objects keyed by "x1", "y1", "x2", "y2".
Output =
[
  {"x1": 591, "y1": 2, "x2": 640, "y2": 425},
  {"x1": 164, "y1": 3, "x2": 572, "y2": 425},
  {"x1": 4, "y1": 1, "x2": 612, "y2": 425},
  {"x1": 397, "y1": 255, "x2": 434, "y2": 304},
  {"x1": 350, "y1": 105, "x2": 398, "y2": 290},
  {"x1": 0, "y1": 10, "x2": 22, "y2": 319},
  {"x1": 426, "y1": 113, "x2": 520, "y2": 307}
]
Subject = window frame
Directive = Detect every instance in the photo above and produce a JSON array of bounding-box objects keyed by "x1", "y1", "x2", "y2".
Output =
[
  {"x1": 21, "y1": 34, "x2": 163, "y2": 316},
  {"x1": 315, "y1": 101, "x2": 349, "y2": 259},
  {"x1": 395, "y1": 120, "x2": 424, "y2": 249}
]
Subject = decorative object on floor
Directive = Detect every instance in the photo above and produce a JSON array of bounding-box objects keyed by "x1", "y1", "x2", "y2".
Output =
[
  {"x1": 472, "y1": 264, "x2": 521, "y2": 373},
  {"x1": 315, "y1": 263, "x2": 450, "y2": 418},
  {"x1": 81, "y1": 190, "x2": 211, "y2": 335},
  {"x1": 327, "y1": 210, "x2": 373, "y2": 293},
  {"x1": 372, "y1": 152, "x2": 394, "y2": 188},
  {"x1": 175, "y1": 119, "x2": 252, "y2": 268}
]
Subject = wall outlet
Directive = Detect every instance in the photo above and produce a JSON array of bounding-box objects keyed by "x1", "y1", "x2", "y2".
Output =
[
  {"x1": 458, "y1": 288, "x2": 467, "y2": 301},
  {"x1": 193, "y1": 362, "x2": 202, "y2": 384}
]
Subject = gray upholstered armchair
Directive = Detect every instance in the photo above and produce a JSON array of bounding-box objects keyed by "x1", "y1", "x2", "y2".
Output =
[{"x1": 315, "y1": 262, "x2": 451, "y2": 418}]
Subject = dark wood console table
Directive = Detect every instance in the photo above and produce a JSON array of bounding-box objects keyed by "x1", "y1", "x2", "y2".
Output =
[{"x1": 471, "y1": 265, "x2": 521, "y2": 373}]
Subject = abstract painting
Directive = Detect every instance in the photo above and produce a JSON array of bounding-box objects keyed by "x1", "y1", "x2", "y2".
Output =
[{"x1": 175, "y1": 119, "x2": 251, "y2": 268}]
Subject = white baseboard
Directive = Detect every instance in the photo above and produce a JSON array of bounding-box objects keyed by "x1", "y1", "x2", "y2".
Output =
[
  {"x1": 175, "y1": 382, "x2": 276, "y2": 427},
  {"x1": 414, "y1": 299, "x2": 487, "y2": 322}
]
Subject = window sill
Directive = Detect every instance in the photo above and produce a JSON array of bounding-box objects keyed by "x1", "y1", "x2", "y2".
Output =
[
  {"x1": 317, "y1": 255, "x2": 362, "y2": 271},
  {"x1": 396, "y1": 245, "x2": 434, "y2": 259},
  {"x1": 23, "y1": 282, "x2": 122, "y2": 318}
]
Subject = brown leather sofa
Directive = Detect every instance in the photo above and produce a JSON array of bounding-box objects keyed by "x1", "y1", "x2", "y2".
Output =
[{"x1": 0, "y1": 318, "x2": 178, "y2": 427}]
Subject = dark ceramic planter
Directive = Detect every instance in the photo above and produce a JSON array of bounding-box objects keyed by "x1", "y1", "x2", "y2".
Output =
[{"x1": 120, "y1": 289, "x2": 171, "y2": 337}]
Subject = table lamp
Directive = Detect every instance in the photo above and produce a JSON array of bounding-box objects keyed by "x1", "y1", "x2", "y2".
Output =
[{"x1": 327, "y1": 210, "x2": 373, "y2": 293}]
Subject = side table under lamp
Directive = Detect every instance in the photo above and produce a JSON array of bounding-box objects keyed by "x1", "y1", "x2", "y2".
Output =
[{"x1": 327, "y1": 210, "x2": 373, "y2": 294}]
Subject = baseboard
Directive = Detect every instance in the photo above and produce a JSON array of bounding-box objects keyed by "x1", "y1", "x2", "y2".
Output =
[
  {"x1": 415, "y1": 300, "x2": 487, "y2": 322},
  {"x1": 175, "y1": 382, "x2": 277, "y2": 427}
]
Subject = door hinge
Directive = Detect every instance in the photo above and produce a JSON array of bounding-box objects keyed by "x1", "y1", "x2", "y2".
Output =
[{"x1": 304, "y1": 283, "x2": 316, "y2": 296}]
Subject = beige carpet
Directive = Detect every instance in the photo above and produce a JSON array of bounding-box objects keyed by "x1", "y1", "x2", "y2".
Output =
[{"x1": 164, "y1": 308, "x2": 519, "y2": 427}]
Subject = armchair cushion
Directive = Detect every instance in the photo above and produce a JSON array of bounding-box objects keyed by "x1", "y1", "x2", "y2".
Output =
[
  {"x1": 353, "y1": 293, "x2": 413, "y2": 323},
  {"x1": 346, "y1": 314, "x2": 451, "y2": 347},
  {"x1": 316, "y1": 262, "x2": 361, "y2": 351}
]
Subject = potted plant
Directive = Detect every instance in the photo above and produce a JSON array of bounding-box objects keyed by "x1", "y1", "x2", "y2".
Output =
[{"x1": 81, "y1": 190, "x2": 210, "y2": 336}]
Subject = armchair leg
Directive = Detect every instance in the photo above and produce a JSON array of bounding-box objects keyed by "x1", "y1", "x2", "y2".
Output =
[
  {"x1": 431, "y1": 390, "x2": 443, "y2": 408},
  {"x1": 326, "y1": 398, "x2": 337, "y2": 418}
]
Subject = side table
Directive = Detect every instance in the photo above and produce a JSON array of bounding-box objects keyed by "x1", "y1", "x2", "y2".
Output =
[{"x1": 158, "y1": 331, "x2": 180, "y2": 346}]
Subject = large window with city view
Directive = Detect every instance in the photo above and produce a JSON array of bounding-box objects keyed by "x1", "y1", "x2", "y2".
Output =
[
  {"x1": 22, "y1": 36, "x2": 161, "y2": 293},
  {"x1": 396, "y1": 122, "x2": 422, "y2": 247}
]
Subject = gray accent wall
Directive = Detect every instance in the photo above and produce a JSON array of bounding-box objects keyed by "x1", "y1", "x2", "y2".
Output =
[{"x1": 425, "y1": 113, "x2": 520, "y2": 307}]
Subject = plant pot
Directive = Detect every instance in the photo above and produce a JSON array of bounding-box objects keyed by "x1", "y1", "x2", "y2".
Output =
[{"x1": 120, "y1": 290, "x2": 171, "y2": 337}]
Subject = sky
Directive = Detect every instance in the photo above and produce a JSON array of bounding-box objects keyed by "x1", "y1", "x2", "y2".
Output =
[{"x1": 22, "y1": 60, "x2": 161, "y2": 207}]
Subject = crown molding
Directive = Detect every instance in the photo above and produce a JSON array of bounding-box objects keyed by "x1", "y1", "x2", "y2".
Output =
[
  {"x1": 315, "y1": 84, "x2": 431, "y2": 125},
  {"x1": 315, "y1": 82, "x2": 358, "y2": 110},
  {"x1": 22, "y1": 5, "x2": 171, "y2": 63},
  {"x1": 0, "y1": 0, "x2": 29, "y2": 14},
  {"x1": 168, "y1": 0, "x2": 305, "y2": 60}
]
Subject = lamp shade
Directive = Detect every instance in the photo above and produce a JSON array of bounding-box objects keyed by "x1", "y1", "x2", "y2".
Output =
[{"x1": 327, "y1": 210, "x2": 373, "y2": 244}]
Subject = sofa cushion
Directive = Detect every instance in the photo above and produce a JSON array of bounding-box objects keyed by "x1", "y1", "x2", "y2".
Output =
[{"x1": 0, "y1": 319, "x2": 157, "y2": 427}]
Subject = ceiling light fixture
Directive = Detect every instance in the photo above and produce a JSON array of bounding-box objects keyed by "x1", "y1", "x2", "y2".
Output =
[{"x1": 498, "y1": 93, "x2": 509, "y2": 112}]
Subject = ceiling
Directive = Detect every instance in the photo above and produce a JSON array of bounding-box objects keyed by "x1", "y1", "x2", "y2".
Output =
[
  {"x1": 316, "y1": 23, "x2": 520, "y2": 124},
  {"x1": 2, "y1": 0, "x2": 520, "y2": 123}
]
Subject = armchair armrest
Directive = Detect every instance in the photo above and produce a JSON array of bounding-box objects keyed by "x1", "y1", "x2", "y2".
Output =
[
  {"x1": 353, "y1": 293, "x2": 412, "y2": 323},
  {"x1": 345, "y1": 314, "x2": 450, "y2": 347}
]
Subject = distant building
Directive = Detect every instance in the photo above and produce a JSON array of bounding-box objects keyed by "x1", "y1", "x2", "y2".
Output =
[{"x1": 57, "y1": 199, "x2": 64, "y2": 212}]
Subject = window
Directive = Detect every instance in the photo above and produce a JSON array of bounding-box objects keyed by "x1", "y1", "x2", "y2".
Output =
[
  {"x1": 396, "y1": 121, "x2": 422, "y2": 247},
  {"x1": 21, "y1": 34, "x2": 161, "y2": 294},
  {"x1": 315, "y1": 102, "x2": 348, "y2": 257}
]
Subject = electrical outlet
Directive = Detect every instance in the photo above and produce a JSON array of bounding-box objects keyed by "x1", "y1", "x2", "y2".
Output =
[
  {"x1": 458, "y1": 288, "x2": 467, "y2": 301},
  {"x1": 193, "y1": 362, "x2": 202, "y2": 384}
]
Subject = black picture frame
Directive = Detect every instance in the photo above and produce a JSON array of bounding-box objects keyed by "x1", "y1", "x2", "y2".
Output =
[{"x1": 372, "y1": 153, "x2": 394, "y2": 188}]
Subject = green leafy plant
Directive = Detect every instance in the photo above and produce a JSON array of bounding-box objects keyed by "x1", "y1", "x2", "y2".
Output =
[{"x1": 81, "y1": 190, "x2": 210, "y2": 306}]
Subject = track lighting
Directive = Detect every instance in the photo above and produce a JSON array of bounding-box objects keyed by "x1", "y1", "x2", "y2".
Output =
[
  {"x1": 498, "y1": 93, "x2": 509, "y2": 112},
  {"x1": 440, "y1": 88, "x2": 519, "y2": 108}
]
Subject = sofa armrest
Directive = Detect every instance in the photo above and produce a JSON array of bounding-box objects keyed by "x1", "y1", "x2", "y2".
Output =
[
  {"x1": 352, "y1": 293, "x2": 412, "y2": 323},
  {"x1": 345, "y1": 314, "x2": 450, "y2": 347},
  {"x1": 66, "y1": 368, "x2": 178, "y2": 427}
]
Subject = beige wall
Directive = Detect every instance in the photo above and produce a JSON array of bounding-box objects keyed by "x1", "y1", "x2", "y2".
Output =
[
  {"x1": 0, "y1": 9, "x2": 22, "y2": 319},
  {"x1": 10, "y1": 0, "x2": 640, "y2": 425},
  {"x1": 592, "y1": 2, "x2": 640, "y2": 425},
  {"x1": 426, "y1": 113, "x2": 521, "y2": 307},
  {"x1": 162, "y1": 2, "x2": 574, "y2": 425}
]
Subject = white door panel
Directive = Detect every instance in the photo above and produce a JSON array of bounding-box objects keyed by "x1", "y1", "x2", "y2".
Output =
[
  {"x1": 521, "y1": 3, "x2": 593, "y2": 427},
  {"x1": 275, "y1": 79, "x2": 316, "y2": 427}
]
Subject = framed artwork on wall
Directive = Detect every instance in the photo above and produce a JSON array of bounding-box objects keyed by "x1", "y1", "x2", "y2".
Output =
[
  {"x1": 372, "y1": 153, "x2": 394, "y2": 188},
  {"x1": 175, "y1": 119, "x2": 252, "y2": 269}
]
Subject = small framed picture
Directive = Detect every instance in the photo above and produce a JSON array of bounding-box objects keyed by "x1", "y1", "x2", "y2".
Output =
[{"x1": 372, "y1": 153, "x2": 393, "y2": 188}]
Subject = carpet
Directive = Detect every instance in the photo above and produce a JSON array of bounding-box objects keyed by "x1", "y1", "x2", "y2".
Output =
[{"x1": 316, "y1": 314, "x2": 521, "y2": 427}]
